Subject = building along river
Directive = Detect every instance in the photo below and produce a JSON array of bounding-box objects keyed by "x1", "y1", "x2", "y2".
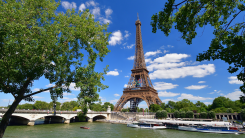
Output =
[{"x1": 2, "y1": 120, "x2": 245, "y2": 138}]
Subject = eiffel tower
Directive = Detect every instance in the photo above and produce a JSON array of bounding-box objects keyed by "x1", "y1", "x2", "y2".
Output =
[{"x1": 114, "y1": 14, "x2": 162, "y2": 112}]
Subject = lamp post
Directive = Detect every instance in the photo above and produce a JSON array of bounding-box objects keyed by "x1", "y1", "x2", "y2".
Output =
[{"x1": 51, "y1": 93, "x2": 58, "y2": 116}]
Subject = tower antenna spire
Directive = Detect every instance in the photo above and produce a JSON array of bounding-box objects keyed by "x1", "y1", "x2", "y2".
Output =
[{"x1": 137, "y1": 13, "x2": 139, "y2": 20}]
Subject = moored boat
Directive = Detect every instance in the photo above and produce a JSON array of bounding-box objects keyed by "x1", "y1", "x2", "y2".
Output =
[
  {"x1": 127, "y1": 121, "x2": 166, "y2": 129},
  {"x1": 80, "y1": 126, "x2": 90, "y2": 129},
  {"x1": 178, "y1": 125, "x2": 245, "y2": 134}
]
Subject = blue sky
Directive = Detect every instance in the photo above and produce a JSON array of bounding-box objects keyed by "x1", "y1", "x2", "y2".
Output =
[{"x1": 1, "y1": 0, "x2": 244, "y2": 109}]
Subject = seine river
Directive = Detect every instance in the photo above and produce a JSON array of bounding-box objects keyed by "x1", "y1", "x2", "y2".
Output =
[{"x1": 3, "y1": 121, "x2": 245, "y2": 138}]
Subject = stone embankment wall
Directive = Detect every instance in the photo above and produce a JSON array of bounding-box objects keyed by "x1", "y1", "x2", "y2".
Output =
[{"x1": 110, "y1": 112, "x2": 127, "y2": 120}]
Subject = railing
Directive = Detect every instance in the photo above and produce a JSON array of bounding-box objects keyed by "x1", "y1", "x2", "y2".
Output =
[
  {"x1": 123, "y1": 87, "x2": 148, "y2": 91},
  {"x1": 0, "y1": 109, "x2": 109, "y2": 114}
]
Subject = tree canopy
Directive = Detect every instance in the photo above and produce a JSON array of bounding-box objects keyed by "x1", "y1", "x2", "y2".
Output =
[
  {"x1": 151, "y1": 0, "x2": 245, "y2": 102},
  {"x1": 0, "y1": 0, "x2": 111, "y2": 137}
]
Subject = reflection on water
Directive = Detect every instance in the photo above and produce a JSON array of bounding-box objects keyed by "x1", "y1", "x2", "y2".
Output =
[{"x1": 3, "y1": 122, "x2": 245, "y2": 138}]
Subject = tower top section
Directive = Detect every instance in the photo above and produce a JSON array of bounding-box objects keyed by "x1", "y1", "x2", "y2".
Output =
[
  {"x1": 135, "y1": 13, "x2": 141, "y2": 26},
  {"x1": 133, "y1": 13, "x2": 146, "y2": 70}
]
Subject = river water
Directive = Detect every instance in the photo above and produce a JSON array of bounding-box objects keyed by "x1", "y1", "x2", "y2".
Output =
[{"x1": 3, "y1": 121, "x2": 245, "y2": 138}]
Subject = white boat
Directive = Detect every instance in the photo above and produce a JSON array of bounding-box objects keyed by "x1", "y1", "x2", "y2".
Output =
[
  {"x1": 127, "y1": 121, "x2": 167, "y2": 129},
  {"x1": 127, "y1": 121, "x2": 139, "y2": 128},
  {"x1": 178, "y1": 126, "x2": 245, "y2": 134}
]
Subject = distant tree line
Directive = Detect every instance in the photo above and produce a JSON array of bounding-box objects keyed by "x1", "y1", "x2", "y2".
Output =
[
  {"x1": 15, "y1": 100, "x2": 114, "y2": 111},
  {"x1": 149, "y1": 97, "x2": 245, "y2": 113}
]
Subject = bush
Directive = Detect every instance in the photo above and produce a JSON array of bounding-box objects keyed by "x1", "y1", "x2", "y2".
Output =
[
  {"x1": 156, "y1": 110, "x2": 162, "y2": 119},
  {"x1": 226, "y1": 108, "x2": 233, "y2": 113},
  {"x1": 180, "y1": 111, "x2": 185, "y2": 118},
  {"x1": 174, "y1": 110, "x2": 180, "y2": 118},
  {"x1": 200, "y1": 112, "x2": 207, "y2": 118},
  {"x1": 149, "y1": 104, "x2": 162, "y2": 112},
  {"x1": 208, "y1": 111, "x2": 215, "y2": 119},
  {"x1": 156, "y1": 110, "x2": 168, "y2": 119},
  {"x1": 186, "y1": 111, "x2": 193, "y2": 118},
  {"x1": 161, "y1": 110, "x2": 168, "y2": 118},
  {"x1": 196, "y1": 114, "x2": 199, "y2": 118},
  {"x1": 241, "y1": 109, "x2": 245, "y2": 121}
]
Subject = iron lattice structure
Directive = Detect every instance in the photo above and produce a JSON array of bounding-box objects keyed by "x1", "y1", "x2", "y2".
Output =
[{"x1": 114, "y1": 15, "x2": 162, "y2": 112}]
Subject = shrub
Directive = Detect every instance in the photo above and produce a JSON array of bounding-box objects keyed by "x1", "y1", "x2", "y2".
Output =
[
  {"x1": 161, "y1": 110, "x2": 168, "y2": 118},
  {"x1": 208, "y1": 111, "x2": 215, "y2": 119},
  {"x1": 241, "y1": 109, "x2": 245, "y2": 121},
  {"x1": 226, "y1": 108, "x2": 233, "y2": 113},
  {"x1": 156, "y1": 110, "x2": 162, "y2": 119},
  {"x1": 186, "y1": 111, "x2": 194, "y2": 118},
  {"x1": 180, "y1": 111, "x2": 185, "y2": 118},
  {"x1": 174, "y1": 110, "x2": 180, "y2": 118},
  {"x1": 200, "y1": 112, "x2": 207, "y2": 118}
]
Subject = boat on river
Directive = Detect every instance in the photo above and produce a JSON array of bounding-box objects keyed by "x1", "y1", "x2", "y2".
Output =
[
  {"x1": 80, "y1": 126, "x2": 90, "y2": 129},
  {"x1": 178, "y1": 125, "x2": 245, "y2": 134},
  {"x1": 127, "y1": 121, "x2": 167, "y2": 129}
]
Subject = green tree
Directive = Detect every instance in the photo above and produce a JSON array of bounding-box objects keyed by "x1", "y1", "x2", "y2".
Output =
[
  {"x1": 151, "y1": 0, "x2": 245, "y2": 102},
  {"x1": 18, "y1": 103, "x2": 34, "y2": 110},
  {"x1": 160, "y1": 103, "x2": 166, "y2": 110},
  {"x1": 61, "y1": 102, "x2": 73, "y2": 111},
  {"x1": 200, "y1": 112, "x2": 207, "y2": 119},
  {"x1": 180, "y1": 111, "x2": 186, "y2": 118},
  {"x1": 227, "y1": 108, "x2": 234, "y2": 113},
  {"x1": 149, "y1": 104, "x2": 162, "y2": 112},
  {"x1": 102, "y1": 102, "x2": 114, "y2": 111},
  {"x1": 33, "y1": 101, "x2": 49, "y2": 110},
  {"x1": 174, "y1": 110, "x2": 180, "y2": 118},
  {"x1": 208, "y1": 111, "x2": 216, "y2": 119},
  {"x1": 0, "y1": 0, "x2": 110, "y2": 136},
  {"x1": 241, "y1": 109, "x2": 245, "y2": 121},
  {"x1": 186, "y1": 111, "x2": 194, "y2": 118},
  {"x1": 161, "y1": 110, "x2": 168, "y2": 118}
]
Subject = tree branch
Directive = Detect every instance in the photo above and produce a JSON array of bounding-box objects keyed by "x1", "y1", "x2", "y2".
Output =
[
  {"x1": 173, "y1": 0, "x2": 188, "y2": 8},
  {"x1": 23, "y1": 84, "x2": 60, "y2": 99},
  {"x1": 224, "y1": 10, "x2": 243, "y2": 31}
]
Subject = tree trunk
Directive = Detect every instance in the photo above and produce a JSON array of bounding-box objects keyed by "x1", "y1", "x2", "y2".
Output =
[{"x1": 0, "y1": 98, "x2": 21, "y2": 138}]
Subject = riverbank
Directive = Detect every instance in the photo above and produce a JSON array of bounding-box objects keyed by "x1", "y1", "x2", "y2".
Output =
[{"x1": 97, "y1": 119, "x2": 134, "y2": 124}]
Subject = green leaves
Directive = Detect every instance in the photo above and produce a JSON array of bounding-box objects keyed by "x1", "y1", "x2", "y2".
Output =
[
  {"x1": 0, "y1": 0, "x2": 110, "y2": 104},
  {"x1": 151, "y1": 0, "x2": 245, "y2": 101}
]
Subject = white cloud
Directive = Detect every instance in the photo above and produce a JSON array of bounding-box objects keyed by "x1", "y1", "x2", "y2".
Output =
[
  {"x1": 204, "y1": 102, "x2": 211, "y2": 105},
  {"x1": 33, "y1": 96, "x2": 44, "y2": 99},
  {"x1": 127, "y1": 56, "x2": 135, "y2": 60},
  {"x1": 106, "y1": 69, "x2": 119, "y2": 76},
  {"x1": 1, "y1": 99, "x2": 14, "y2": 102},
  {"x1": 99, "y1": 96, "x2": 106, "y2": 101},
  {"x1": 79, "y1": 3, "x2": 86, "y2": 12},
  {"x1": 61, "y1": 1, "x2": 77, "y2": 10},
  {"x1": 114, "y1": 94, "x2": 120, "y2": 97},
  {"x1": 153, "y1": 82, "x2": 178, "y2": 90},
  {"x1": 110, "y1": 99, "x2": 119, "y2": 103},
  {"x1": 185, "y1": 85, "x2": 208, "y2": 90},
  {"x1": 125, "y1": 76, "x2": 129, "y2": 77},
  {"x1": 158, "y1": 91, "x2": 180, "y2": 97},
  {"x1": 91, "y1": 7, "x2": 100, "y2": 18},
  {"x1": 62, "y1": 97, "x2": 78, "y2": 102},
  {"x1": 150, "y1": 64, "x2": 215, "y2": 80},
  {"x1": 68, "y1": 83, "x2": 80, "y2": 91},
  {"x1": 85, "y1": 0, "x2": 98, "y2": 7},
  {"x1": 177, "y1": 93, "x2": 213, "y2": 101},
  {"x1": 163, "y1": 50, "x2": 169, "y2": 54},
  {"x1": 109, "y1": 30, "x2": 123, "y2": 46},
  {"x1": 147, "y1": 62, "x2": 186, "y2": 72},
  {"x1": 228, "y1": 76, "x2": 243, "y2": 84},
  {"x1": 45, "y1": 84, "x2": 55, "y2": 87},
  {"x1": 225, "y1": 89, "x2": 244, "y2": 100},
  {"x1": 99, "y1": 17, "x2": 111, "y2": 24},
  {"x1": 198, "y1": 81, "x2": 206, "y2": 83},
  {"x1": 145, "y1": 50, "x2": 162, "y2": 57},
  {"x1": 162, "y1": 99, "x2": 175, "y2": 103},
  {"x1": 145, "y1": 58, "x2": 153, "y2": 64},
  {"x1": 63, "y1": 92, "x2": 75, "y2": 96},
  {"x1": 152, "y1": 53, "x2": 190, "y2": 63},
  {"x1": 167, "y1": 45, "x2": 174, "y2": 48},
  {"x1": 105, "y1": 8, "x2": 113, "y2": 18},
  {"x1": 124, "y1": 84, "x2": 128, "y2": 88},
  {"x1": 126, "y1": 44, "x2": 134, "y2": 49},
  {"x1": 32, "y1": 88, "x2": 40, "y2": 92},
  {"x1": 124, "y1": 30, "x2": 131, "y2": 38}
]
